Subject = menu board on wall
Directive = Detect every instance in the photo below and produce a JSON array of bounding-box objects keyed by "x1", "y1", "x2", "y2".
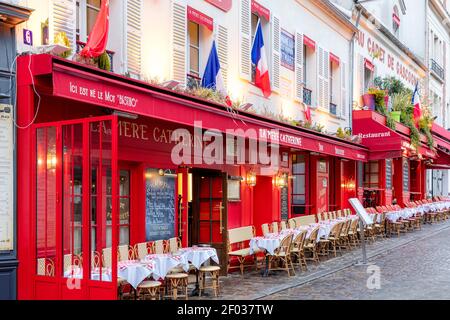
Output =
[
  {"x1": 403, "y1": 159, "x2": 409, "y2": 192},
  {"x1": 145, "y1": 169, "x2": 176, "y2": 241},
  {"x1": 280, "y1": 186, "x2": 289, "y2": 221},
  {"x1": 0, "y1": 105, "x2": 13, "y2": 251},
  {"x1": 385, "y1": 159, "x2": 392, "y2": 190}
]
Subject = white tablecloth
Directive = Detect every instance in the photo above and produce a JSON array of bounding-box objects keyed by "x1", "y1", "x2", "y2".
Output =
[
  {"x1": 142, "y1": 253, "x2": 189, "y2": 279},
  {"x1": 177, "y1": 247, "x2": 219, "y2": 269},
  {"x1": 118, "y1": 260, "x2": 152, "y2": 289}
]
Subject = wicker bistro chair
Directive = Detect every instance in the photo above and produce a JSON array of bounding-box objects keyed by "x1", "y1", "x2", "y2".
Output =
[
  {"x1": 261, "y1": 223, "x2": 271, "y2": 236},
  {"x1": 271, "y1": 222, "x2": 279, "y2": 234},
  {"x1": 118, "y1": 244, "x2": 135, "y2": 261},
  {"x1": 280, "y1": 221, "x2": 287, "y2": 231},
  {"x1": 167, "y1": 237, "x2": 182, "y2": 254},
  {"x1": 288, "y1": 219, "x2": 296, "y2": 229},
  {"x1": 323, "y1": 222, "x2": 343, "y2": 257},
  {"x1": 267, "y1": 234, "x2": 295, "y2": 277},
  {"x1": 348, "y1": 218, "x2": 360, "y2": 247},
  {"x1": 337, "y1": 210, "x2": 343, "y2": 218},
  {"x1": 338, "y1": 220, "x2": 352, "y2": 251},
  {"x1": 303, "y1": 226, "x2": 320, "y2": 265},
  {"x1": 290, "y1": 230, "x2": 308, "y2": 272},
  {"x1": 152, "y1": 240, "x2": 166, "y2": 254},
  {"x1": 134, "y1": 242, "x2": 151, "y2": 260}
]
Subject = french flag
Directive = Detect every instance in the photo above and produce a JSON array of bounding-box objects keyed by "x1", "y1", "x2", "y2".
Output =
[
  {"x1": 412, "y1": 82, "x2": 422, "y2": 123},
  {"x1": 202, "y1": 41, "x2": 232, "y2": 106},
  {"x1": 251, "y1": 21, "x2": 271, "y2": 98}
]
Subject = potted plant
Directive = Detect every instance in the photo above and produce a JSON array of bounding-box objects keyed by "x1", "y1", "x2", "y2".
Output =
[
  {"x1": 391, "y1": 92, "x2": 411, "y2": 122},
  {"x1": 362, "y1": 92, "x2": 376, "y2": 110}
]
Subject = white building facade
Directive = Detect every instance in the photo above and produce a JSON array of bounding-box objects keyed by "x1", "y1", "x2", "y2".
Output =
[{"x1": 10, "y1": 0, "x2": 357, "y2": 135}]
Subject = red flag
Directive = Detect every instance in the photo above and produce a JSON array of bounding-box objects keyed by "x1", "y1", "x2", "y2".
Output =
[
  {"x1": 80, "y1": 0, "x2": 110, "y2": 58},
  {"x1": 304, "y1": 104, "x2": 311, "y2": 122},
  {"x1": 412, "y1": 83, "x2": 422, "y2": 125}
]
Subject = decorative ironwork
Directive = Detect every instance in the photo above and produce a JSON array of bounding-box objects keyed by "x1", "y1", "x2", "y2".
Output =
[
  {"x1": 76, "y1": 41, "x2": 114, "y2": 72},
  {"x1": 329, "y1": 102, "x2": 337, "y2": 115},
  {"x1": 431, "y1": 59, "x2": 445, "y2": 81},
  {"x1": 187, "y1": 73, "x2": 201, "y2": 90},
  {"x1": 303, "y1": 87, "x2": 312, "y2": 106}
]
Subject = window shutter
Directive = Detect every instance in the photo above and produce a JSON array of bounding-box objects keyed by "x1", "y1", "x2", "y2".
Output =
[
  {"x1": 172, "y1": 0, "x2": 187, "y2": 87},
  {"x1": 271, "y1": 15, "x2": 281, "y2": 93},
  {"x1": 126, "y1": 0, "x2": 142, "y2": 77},
  {"x1": 341, "y1": 62, "x2": 347, "y2": 118},
  {"x1": 317, "y1": 47, "x2": 324, "y2": 108},
  {"x1": 216, "y1": 25, "x2": 229, "y2": 90},
  {"x1": 323, "y1": 50, "x2": 330, "y2": 110},
  {"x1": 49, "y1": 0, "x2": 76, "y2": 53},
  {"x1": 294, "y1": 32, "x2": 304, "y2": 102},
  {"x1": 239, "y1": 0, "x2": 252, "y2": 81}
]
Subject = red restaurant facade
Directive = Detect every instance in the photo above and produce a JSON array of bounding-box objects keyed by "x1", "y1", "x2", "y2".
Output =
[{"x1": 16, "y1": 54, "x2": 372, "y2": 300}]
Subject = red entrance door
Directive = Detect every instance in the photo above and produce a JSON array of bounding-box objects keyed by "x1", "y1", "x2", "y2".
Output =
[
  {"x1": 31, "y1": 116, "x2": 119, "y2": 300},
  {"x1": 317, "y1": 160, "x2": 329, "y2": 214},
  {"x1": 191, "y1": 169, "x2": 228, "y2": 274}
]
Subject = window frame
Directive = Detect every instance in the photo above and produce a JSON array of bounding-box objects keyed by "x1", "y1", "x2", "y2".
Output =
[
  {"x1": 187, "y1": 21, "x2": 201, "y2": 78},
  {"x1": 76, "y1": 0, "x2": 102, "y2": 42},
  {"x1": 291, "y1": 154, "x2": 309, "y2": 216}
]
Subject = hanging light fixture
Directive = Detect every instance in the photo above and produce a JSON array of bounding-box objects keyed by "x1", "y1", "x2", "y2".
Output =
[
  {"x1": 275, "y1": 172, "x2": 289, "y2": 188},
  {"x1": 246, "y1": 171, "x2": 257, "y2": 187}
]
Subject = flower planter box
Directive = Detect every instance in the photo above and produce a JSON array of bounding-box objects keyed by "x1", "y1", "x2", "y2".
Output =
[{"x1": 362, "y1": 94, "x2": 375, "y2": 111}]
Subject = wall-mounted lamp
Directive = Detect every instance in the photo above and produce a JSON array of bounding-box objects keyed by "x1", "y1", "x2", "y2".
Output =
[
  {"x1": 246, "y1": 172, "x2": 257, "y2": 187},
  {"x1": 158, "y1": 169, "x2": 177, "y2": 177},
  {"x1": 46, "y1": 153, "x2": 57, "y2": 170},
  {"x1": 113, "y1": 110, "x2": 138, "y2": 120},
  {"x1": 275, "y1": 173, "x2": 289, "y2": 188}
]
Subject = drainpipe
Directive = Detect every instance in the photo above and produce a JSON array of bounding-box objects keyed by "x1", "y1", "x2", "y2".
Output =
[{"x1": 349, "y1": 6, "x2": 362, "y2": 133}]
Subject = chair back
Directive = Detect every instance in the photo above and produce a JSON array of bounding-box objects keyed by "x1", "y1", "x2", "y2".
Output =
[
  {"x1": 64, "y1": 254, "x2": 82, "y2": 272},
  {"x1": 337, "y1": 210, "x2": 342, "y2": 218},
  {"x1": 291, "y1": 230, "x2": 307, "y2": 252},
  {"x1": 288, "y1": 219, "x2": 296, "y2": 229},
  {"x1": 330, "y1": 222, "x2": 341, "y2": 238},
  {"x1": 308, "y1": 226, "x2": 320, "y2": 243},
  {"x1": 275, "y1": 234, "x2": 293, "y2": 255},
  {"x1": 280, "y1": 221, "x2": 287, "y2": 231},
  {"x1": 118, "y1": 244, "x2": 131, "y2": 261},
  {"x1": 350, "y1": 218, "x2": 359, "y2": 232},
  {"x1": 261, "y1": 223, "x2": 270, "y2": 236},
  {"x1": 271, "y1": 222, "x2": 279, "y2": 234},
  {"x1": 102, "y1": 247, "x2": 112, "y2": 269},
  {"x1": 168, "y1": 237, "x2": 182, "y2": 253},
  {"x1": 91, "y1": 251, "x2": 101, "y2": 268},
  {"x1": 37, "y1": 258, "x2": 55, "y2": 276},
  {"x1": 153, "y1": 240, "x2": 165, "y2": 254},
  {"x1": 135, "y1": 242, "x2": 149, "y2": 260}
]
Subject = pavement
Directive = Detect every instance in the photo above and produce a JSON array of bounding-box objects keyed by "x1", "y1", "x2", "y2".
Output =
[{"x1": 192, "y1": 220, "x2": 450, "y2": 300}]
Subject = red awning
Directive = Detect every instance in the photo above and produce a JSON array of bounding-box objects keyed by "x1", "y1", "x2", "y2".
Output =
[
  {"x1": 304, "y1": 35, "x2": 316, "y2": 51},
  {"x1": 329, "y1": 52, "x2": 340, "y2": 66},
  {"x1": 187, "y1": 6, "x2": 214, "y2": 31},
  {"x1": 252, "y1": 0, "x2": 270, "y2": 21},
  {"x1": 353, "y1": 111, "x2": 408, "y2": 158},
  {"x1": 432, "y1": 149, "x2": 450, "y2": 166},
  {"x1": 30, "y1": 55, "x2": 368, "y2": 162},
  {"x1": 364, "y1": 58, "x2": 375, "y2": 72}
]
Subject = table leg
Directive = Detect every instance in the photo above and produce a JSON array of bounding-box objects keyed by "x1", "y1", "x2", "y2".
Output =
[
  {"x1": 261, "y1": 254, "x2": 270, "y2": 277},
  {"x1": 189, "y1": 270, "x2": 200, "y2": 297}
]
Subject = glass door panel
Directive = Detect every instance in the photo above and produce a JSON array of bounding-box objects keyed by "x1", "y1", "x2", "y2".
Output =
[
  {"x1": 62, "y1": 124, "x2": 84, "y2": 279},
  {"x1": 36, "y1": 127, "x2": 57, "y2": 277},
  {"x1": 90, "y1": 120, "x2": 113, "y2": 282}
]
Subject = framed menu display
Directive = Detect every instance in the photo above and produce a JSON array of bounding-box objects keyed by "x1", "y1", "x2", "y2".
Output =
[
  {"x1": 0, "y1": 105, "x2": 14, "y2": 251},
  {"x1": 348, "y1": 198, "x2": 373, "y2": 225}
]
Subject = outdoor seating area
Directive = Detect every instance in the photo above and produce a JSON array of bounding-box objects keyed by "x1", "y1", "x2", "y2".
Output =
[
  {"x1": 57, "y1": 238, "x2": 221, "y2": 300},
  {"x1": 226, "y1": 198, "x2": 450, "y2": 280}
]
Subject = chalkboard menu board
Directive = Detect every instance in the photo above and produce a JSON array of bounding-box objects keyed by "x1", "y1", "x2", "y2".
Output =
[
  {"x1": 145, "y1": 169, "x2": 176, "y2": 241},
  {"x1": 280, "y1": 186, "x2": 289, "y2": 221},
  {"x1": 385, "y1": 159, "x2": 392, "y2": 190},
  {"x1": 403, "y1": 159, "x2": 409, "y2": 192}
]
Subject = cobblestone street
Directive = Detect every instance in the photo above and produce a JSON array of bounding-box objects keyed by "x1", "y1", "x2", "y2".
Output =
[{"x1": 200, "y1": 221, "x2": 450, "y2": 300}]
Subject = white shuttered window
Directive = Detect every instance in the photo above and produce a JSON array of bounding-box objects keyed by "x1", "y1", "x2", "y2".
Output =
[
  {"x1": 50, "y1": 0, "x2": 77, "y2": 52},
  {"x1": 216, "y1": 25, "x2": 229, "y2": 90},
  {"x1": 239, "y1": 0, "x2": 252, "y2": 81},
  {"x1": 172, "y1": 0, "x2": 187, "y2": 86},
  {"x1": 317, "y1": 47, "x2": 330, "y2": 110},
  {"x1": 126, "y1": 0, "x2": 142, "y2": 77},
  {"x1": 271, "y1": 15, "x2": 280, "y2": 93},
  {"x1": 294, "y1": 32, "x2": 304, "y2": 102}
]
